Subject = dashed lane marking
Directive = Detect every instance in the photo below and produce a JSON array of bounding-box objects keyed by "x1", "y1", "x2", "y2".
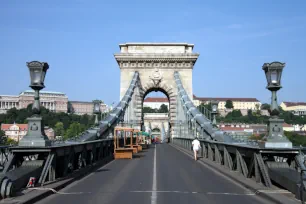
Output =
[
  {"x1": 151, "y1": 144, "x2": 157, "y2": 204},
  {"x1": 131, "y1": 190, "x2": 256, "y2": 196}
]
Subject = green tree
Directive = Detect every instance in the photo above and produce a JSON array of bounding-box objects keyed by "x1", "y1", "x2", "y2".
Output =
[
  {"x1": 5, "y1": 138, "x2": 17, "y2": 146},
  {"x1": 261, "y1": 103, "x2": 270, "y2": 110},
  {"x1": 64, "y1": 122, "x2": 86, "y2": 139},
  {"x1": 249, "y1": 134, "x2": 265, "y2": 141},
  {"x1": 285, "y1": 131, "x2": 306, "y2": 146},
  {"x1": 225, "y1": 100, "x2": 234, "y2": 109},
  {"x1": 198, "y1": 103, "x2": 212, "y2": 112},
  {"x1": 231, "y1": 110, "x2": 242, "y2": 117},
  {"x1": 0, "y1": 105, "x2": 96, "y2": 139},
  {"x1": 54, "y1": 122, "x2": 65, "y2": 137},
  {"x1": 254, "y1": 104, "x2": 261, "y2": 116},
  {"x1": 0, "y1": 130, "x2": 6, "y2": 145},
  {"x1": 255, "y1": 103, "x2": 260, "y2": 111},
  {"x1": 158, "y1": 104, "x2": 168, "y2": 113},
  {"x1": 143, "y1": 107, "x2": 155, "y2": 113},
  {"x1": 0, "y1": 130, "x2": 5, "y2": 137}
]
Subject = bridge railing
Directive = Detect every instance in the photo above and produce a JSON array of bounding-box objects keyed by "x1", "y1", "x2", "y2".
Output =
[
  {"x1": 172, "y1": 138, "x2": 300, "y2": 190},
  {"x1": 0, "y1": 138, "x2": 118, "y2": 199},
  {"x1": 0, "y1": 146, "x2": 10, "y2": 172}
]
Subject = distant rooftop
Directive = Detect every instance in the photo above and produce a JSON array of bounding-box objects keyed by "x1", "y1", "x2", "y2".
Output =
[
  {"x1": 0, "y1": 95, "x2": 19, "y2": 98},
  {"x1": 119, "y1": 42, "x2": 194, "y2": 47},
  {"x1": 69, "y1": 101, "x2": 107, "y2": 105},
  {"x1": 283, "y1": 102, "x2": 306, "y2": 107},
  {"x1": 20, "y1": 90, "x2": 66, "y2": 95},
  {"x1": 118, "y1": 42, "x2": 195, "y2": 54},
  {"x1": 69, "y1": 101, "x2": 93, "y2": 104},
  {"x1": 1, "y1": 123, "x2": 28, "y2": 131},
  {"x1": 193, "y1": 95, "x2": 260, "y2": 102},
  {"x1": 144, "y1": 97, "x2": 169, "y2": 103}
]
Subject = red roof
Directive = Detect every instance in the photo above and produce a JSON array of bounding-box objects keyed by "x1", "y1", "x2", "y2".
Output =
[
  {"x1": 193, "y1": 95, "x2": 259, "y2": 102},
  {"x1": 144, "y1": 97, "x2": 169, "y2": 103},
  {"x1": 220, "y1": 127, "x2": 246, "y2": 131},
  {"x1": 283, "y1": 102, "x2": 306, "y2": 107},
  {"x1": 283, "y1": 123, "x2": 293, "y2": 127},
  {"x1": 1, "y1": 124, "x2": 28, "y2": 131}
]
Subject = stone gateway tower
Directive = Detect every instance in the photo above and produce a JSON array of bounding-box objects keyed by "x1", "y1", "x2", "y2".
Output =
[{"x1": 114, "y1": 43, "x2": 199, "y2": 136}]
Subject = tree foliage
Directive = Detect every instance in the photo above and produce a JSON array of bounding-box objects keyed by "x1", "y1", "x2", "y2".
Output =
[
  {"x1": 261, "y1": 103, "x2": 270, "y2": 110},
  {"x1": 159, "y1": 104, "x2": 168, "y2": 113},
  {"x1": 249, "y1": 134, "x2": 265, "y2": 141},
  {"x1": 217, "y1": 105, "x2": 306, "y2": 125},
  {"x1": 198, "y1": 103, "x2": 212, "y2": 112},
  {"x1": 0, "y1": 130, "x2": 5, "y2": 137},
  {"x1": 143, "y1": 104, "x2": 169, "y2": 113},
  {"x1": 285, "y1": 131, "x2": 306, "y2": 146},
  {"x1": 64, "y1": 122, "x2": 86, "y2": 139},
  {"x1": 0, "y1": 105, "x2": 95, "y2": 140},
  {"x1": 5, "y1": 138, "x2": 18, "y2": 146},
  {"x1": 54, "y1": 122, "x2": 65, "y2": 136},
  {"x1": 0, "y1": 130, "x2": 6, "y2": 145},
  {"x1": 225, "y1": 100, "x2": 234, "y2": 109}
]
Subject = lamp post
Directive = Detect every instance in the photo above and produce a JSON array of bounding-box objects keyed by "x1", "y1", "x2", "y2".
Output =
[
  {"x1": 259, "y1": 62, "x2": 292, "y2": 148},
  {"x1": 19, "y1": 61, "x2": 51, "y2": 147},
  {"x1": 93, "y1": 100, "x2": 101, "y2": 126},
  {"x1": 211, "y1": 100, "x2": 219, "y2": 127},
  {"x1": 179, "y1": 120, "x2": 182, "y2": 138},
  {"x1": 120, "y1": 114, "x2": 124, "y2": 127},
  {"x1": 191, "y1": 118, "x2": 195, "y2": 138}
]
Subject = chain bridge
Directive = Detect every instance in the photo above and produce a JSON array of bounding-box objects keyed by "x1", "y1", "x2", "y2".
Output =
[{"x1": 0, "y1": 43, "x2": 305, "y2": 204}]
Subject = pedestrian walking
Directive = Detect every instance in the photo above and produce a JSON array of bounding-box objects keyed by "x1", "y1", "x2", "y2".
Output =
[{"x1": 192, "y1": 137, "x2": 201, "y2": 161}]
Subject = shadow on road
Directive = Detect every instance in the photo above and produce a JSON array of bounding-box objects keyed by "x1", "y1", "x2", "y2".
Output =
[
  {"x1": 95, "y1": 169, "x2": 110, "y2": 173},
  {"x1": 133, "y1": 154, "x2": 146, "y2": 158}
]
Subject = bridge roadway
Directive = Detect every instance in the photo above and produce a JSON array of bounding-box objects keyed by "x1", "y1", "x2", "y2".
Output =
[{"x1": 37, "y1": 144, "x2": 271, "y2": 204}]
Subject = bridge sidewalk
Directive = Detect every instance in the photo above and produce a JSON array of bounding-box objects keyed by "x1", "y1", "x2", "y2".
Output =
[{"x1": 170, "y1": 143, "x2": 299, "y2": 204}]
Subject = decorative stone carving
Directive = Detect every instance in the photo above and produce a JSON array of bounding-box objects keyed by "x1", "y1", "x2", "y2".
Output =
[
  {"x1": 149, "y1": 68, "x2": 163, "y2": 87},
  {"x1": 30, "y1": 123, "x2": 38, "y2": 131},
  {"x1": 26, "y1": 61, "x2": 45, "y2": 67}
]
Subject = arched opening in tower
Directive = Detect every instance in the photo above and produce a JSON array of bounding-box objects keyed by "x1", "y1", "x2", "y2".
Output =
[{"x1": 142, "y1": 88, "x2": 171, "y2": 143}]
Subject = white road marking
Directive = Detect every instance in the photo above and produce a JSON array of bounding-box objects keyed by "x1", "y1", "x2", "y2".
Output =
[
  {"x1": 131, "y1": 190, "x2": 256, "y2": 196},
  {"x1": 151, "y1": 144, "x2": 157, "y2": 204},
  {"x1": 29, "y1": 187, "x2": 91, "y2": 195},
  {"x1": 255, "y1": 189, "x2": 292, "y2": 194}
]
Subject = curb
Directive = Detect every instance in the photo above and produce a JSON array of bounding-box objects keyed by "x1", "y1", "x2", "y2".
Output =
[
  {"x1": 2, "y1": 156, "x2": 114, "y2": 204},
  {"x1": 170, "y1": 143, "x2": 298, "y2": 204}
]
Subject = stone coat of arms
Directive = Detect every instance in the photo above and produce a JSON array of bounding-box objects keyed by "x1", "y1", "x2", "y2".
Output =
[{"x1": 149, "y1": 68, "x2": 163, "y2": 86}]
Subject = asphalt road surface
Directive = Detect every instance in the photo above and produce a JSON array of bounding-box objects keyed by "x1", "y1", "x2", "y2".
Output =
[{"x1": 37, "y1": 144, "x2": 272, "y2": 204}]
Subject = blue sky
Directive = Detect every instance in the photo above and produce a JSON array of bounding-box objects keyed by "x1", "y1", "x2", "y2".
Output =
[{"x1": 1, "y1": 0, "x2": 305, "y2": 105}]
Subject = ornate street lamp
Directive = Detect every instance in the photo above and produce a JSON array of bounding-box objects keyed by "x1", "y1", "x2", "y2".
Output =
[
  {"x1": 260, "y1": 62, "x2": 292, "y2": 148},
  {"x1": 263, "y1": 62, "x2": 284, "y2": 116},
  {"x1": 93, "y1": 100, "x2": 101, "y2": 126},
  {"x1": 211, "y1": 100, "x2": 219, "y2": 126},
  {"x1": 19, "y1": 61, "x2": 51, "y2": 147}
]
